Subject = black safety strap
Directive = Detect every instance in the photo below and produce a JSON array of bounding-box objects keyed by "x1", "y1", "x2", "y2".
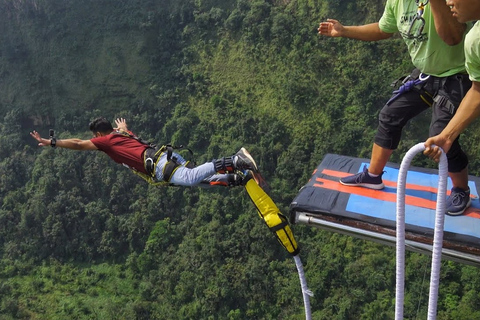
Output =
[
  {"x1": 430, "y1": 74, "x2": 469, "y2": 115},
  {"x1": 161, "y1": 145, "x2": 196, "y2": 182},
  {"x1": 166, "y1": 145, "x2": 196, "y2": 164},
  {"x1": 269, "y1": 219, "x2": 290, "y2": 232},
  {"x1": 144, "y1": 144, "x2": 197, "y2": 182},
  {"x1": 144, "y1": 146, "x2": 167, "y2": 177},
  {"x1": 162, "y1": 160, "x2": 180, "y2": 182},
  {"x1": 455, "y1": 74, "x2": 468, "y2": 101}
]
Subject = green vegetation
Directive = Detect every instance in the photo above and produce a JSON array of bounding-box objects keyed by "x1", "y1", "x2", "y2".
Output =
[{"x1": 1, "y1": 0, "x2": 480, "y2": 319}]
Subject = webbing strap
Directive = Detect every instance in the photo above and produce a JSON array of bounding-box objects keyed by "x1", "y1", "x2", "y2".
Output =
[
  {"x1": 144, "y1": 146, "x2": 167, "y2": 177},
  {"x1": 269, "y1": 219, "x2": 289, "y2": 232},
  {"x1": 162, "y1": 160, "x2": 181, "y2": 182},
  {"x1": 114, "y1": 130, "x2": 156, "y2": 148},
  {"x1": 143, "y1": 144, "x2": 197, "y2": 183},
  {"x1": 386, "y1": 78, "x2": 426, "y2": 105}
]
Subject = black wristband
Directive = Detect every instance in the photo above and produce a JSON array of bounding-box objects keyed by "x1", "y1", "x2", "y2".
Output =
[{"x1": 50, "y1": 137, "x2": 56, "y2": 148}]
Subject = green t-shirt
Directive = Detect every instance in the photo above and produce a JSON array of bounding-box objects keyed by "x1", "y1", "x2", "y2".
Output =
[
  {"x1": 379, "y1": 0, "x2": 467, "y2": 77},
  {"x1": 465, "y1": 21, "x2": 480, "y2": 82}
]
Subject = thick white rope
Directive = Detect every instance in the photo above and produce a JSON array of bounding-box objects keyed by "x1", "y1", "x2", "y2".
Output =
[
  {"x1": 293, "y1": 254, "x2": 313, "y2": 320},
  {"x1": 395, "y1": 142, "x2": 448, "y2": 320},
  {"x1": 427, "y1": 147, "x2": 448, "y2": 320}
]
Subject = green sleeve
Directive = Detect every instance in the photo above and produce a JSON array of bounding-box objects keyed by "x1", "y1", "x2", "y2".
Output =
[
  {"x1": 378, "y1": 0, "x2": 398, "y2": 34},
  {"x1": 466, "y1": 23, "x2": 480, "y2": 82}
]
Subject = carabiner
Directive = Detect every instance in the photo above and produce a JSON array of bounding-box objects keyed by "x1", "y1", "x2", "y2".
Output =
[{"x1": 407, "y1": 1, "x2": 428, "y2": 38}]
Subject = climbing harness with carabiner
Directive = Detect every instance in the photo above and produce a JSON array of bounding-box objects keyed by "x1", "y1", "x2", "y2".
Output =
[{"x1": 407, "y1": 0, "x2": 429, "y2": 38}]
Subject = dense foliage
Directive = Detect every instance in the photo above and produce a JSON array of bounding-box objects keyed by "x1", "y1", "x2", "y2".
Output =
[{"x1": 1, "y1": 0, "x2": 480, "y2": 319}]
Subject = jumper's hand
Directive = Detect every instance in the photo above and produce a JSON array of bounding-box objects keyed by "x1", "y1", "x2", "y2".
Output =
[
  {"x1": 114, "y1": 118, "x2": 128, "y2": 131},
  {"x1": 30, "y1": 130, "x2": 50, "y2": 147}
]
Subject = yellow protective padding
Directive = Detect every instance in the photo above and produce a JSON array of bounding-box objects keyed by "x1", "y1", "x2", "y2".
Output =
[{"x1": 245, "y1": 179, "x2": 299, "y2": 256}]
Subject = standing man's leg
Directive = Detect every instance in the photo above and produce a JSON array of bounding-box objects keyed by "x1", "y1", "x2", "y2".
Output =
[
  {"x1": 369, "y1": 143, "x2": 394, "y2": 175},
  {"x1": 430, "y1": 75, "x2": 472, "y2": 215},
  {"x1": 340, "y1": 89, "x2": 431, "y2": 189}
]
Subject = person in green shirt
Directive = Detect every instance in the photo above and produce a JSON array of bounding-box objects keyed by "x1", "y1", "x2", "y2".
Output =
[
  {"x1": 318, "y1": 0, "x2": 472, "y2": 215},
  {"x1": 424, "y1": 0, "x2": 480, "y2": 214}
]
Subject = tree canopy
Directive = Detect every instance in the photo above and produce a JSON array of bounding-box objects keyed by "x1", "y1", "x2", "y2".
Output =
[{"x1": 1, "y1": 0, "x2": 480, "y2": 319}]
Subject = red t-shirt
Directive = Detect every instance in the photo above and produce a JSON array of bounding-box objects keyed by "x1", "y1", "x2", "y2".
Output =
[{"x1": 90, "y1": 133, "x2": 149, "y2": 174}]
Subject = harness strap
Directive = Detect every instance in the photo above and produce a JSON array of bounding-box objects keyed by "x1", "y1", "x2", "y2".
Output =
[
  {"x1": 386, "y1": 77, "x2": 427, "y2": 105},
  {"x1": 144, "y1": 144, "x2": 197, "y2": 183},
  {"x1": 113, "y1": 130, "x2": 197, "y2": 185},
  {"x1": 455, "y1": 74, "x2": 468, "y2": 100},
  {"x1": 387, "y1": 69, "x2": 465, "y2": 107},
  {"x1": 114, "y1": 130, "x2": 156, "y2": 148},
  {"x1": 144, "y1": 146, "x2": 167, "y2": 177},
  {"x1": 162, "y1": 160, "x2": 196, "y2": 182},
  {"x1": 163, "y1": 159, "x2": 180, "y2": 182}
]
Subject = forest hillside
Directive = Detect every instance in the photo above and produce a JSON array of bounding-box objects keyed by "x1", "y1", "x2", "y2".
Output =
[{"x1": 1, "y1": 0, "x2": 480, "y2": 319}]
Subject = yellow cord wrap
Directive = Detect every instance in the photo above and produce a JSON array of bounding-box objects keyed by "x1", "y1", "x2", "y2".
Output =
[{"x1": 245, "y1": 178, "x2": 299, "y2": 256}]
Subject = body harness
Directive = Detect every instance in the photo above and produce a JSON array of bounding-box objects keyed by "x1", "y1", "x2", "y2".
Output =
[
  {"x1": 114, "y1": 130, "x2": 196, "y2": 186},
  {"x1": 388, "y1": 68, "x2": 468, "y2": 110},
  {"x1": 387, "y1": 69, "x2": 433, "y2": 106}
]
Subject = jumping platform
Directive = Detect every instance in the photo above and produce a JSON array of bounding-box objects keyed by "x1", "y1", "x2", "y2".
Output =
[{"x1": 289, "y1": 154, "x2": 480, "y2": 267}]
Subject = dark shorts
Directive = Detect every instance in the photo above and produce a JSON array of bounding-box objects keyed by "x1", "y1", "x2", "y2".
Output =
[{"x1": 374, "y1": 69, "x2": 471, "y2": 172}]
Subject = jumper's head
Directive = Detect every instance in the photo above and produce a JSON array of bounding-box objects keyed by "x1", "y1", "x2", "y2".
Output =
[{"x1": 89, "y1": 117, "x2": 113, "y2": 137}]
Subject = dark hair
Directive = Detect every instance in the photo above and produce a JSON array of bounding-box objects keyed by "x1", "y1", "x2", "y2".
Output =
[{"x1": 89, "y1": 117, "x2": 113, "y2": 133}]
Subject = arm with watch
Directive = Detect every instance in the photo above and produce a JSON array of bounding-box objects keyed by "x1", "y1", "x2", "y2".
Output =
[{"x1": 30, "y1": 130, "x2": 97, "y2": 150}]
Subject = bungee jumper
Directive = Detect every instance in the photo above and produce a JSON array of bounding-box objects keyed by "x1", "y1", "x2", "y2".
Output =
[
  {"x1": 31, "y1": 117, "x2": 312, "y2": 318},
  {"x1": 29, "y1": 117, "x2": 300, "y2": 254},
  {"x1": 30, "y1": 117, "x2": 257, "y2": 187}
]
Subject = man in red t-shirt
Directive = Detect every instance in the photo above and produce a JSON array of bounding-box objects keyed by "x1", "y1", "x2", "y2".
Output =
[{"x1": 30, "y1": 117, "x2": 257, "y2": 187}]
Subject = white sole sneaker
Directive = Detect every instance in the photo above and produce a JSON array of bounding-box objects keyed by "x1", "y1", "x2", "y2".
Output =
[
  {"x1": 446, "y1": 198, "x2": 472, "y2": 216},
  {"x1": 238, "y1": 147, "x2": 258, "y2": 172},
  {"x1": 339, "y1": 180, "x2": 385, "y2": 190}
]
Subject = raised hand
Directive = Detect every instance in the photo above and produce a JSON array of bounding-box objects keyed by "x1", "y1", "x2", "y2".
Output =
[{"x1": 318, "y1": 19, "x2": 344, "y2": 37}]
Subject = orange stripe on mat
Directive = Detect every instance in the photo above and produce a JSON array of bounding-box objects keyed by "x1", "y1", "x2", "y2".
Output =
[
  {"x1": 321, "y1": 169, "x2": 440, "y2": 193},
  {"x1": 314, "y1": 178, "x2": 437, "y2": 210},
  {"x1": 465, "y1": 210, "x2": 480, "y2": 218},
  {"x1": 315, "y1": 176, "x2": 480, "y2": 217}
]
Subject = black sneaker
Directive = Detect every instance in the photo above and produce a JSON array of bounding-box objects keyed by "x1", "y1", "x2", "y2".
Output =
[
  {"x1": 339, "y1": 165, "x2": 385, "y2": 190},
  {"x1": 234, "y1": 148, "x2": 258, "y2": 172},
  {"x1": 446, "y1": 187, "x2": 471, "y2": 216}
]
